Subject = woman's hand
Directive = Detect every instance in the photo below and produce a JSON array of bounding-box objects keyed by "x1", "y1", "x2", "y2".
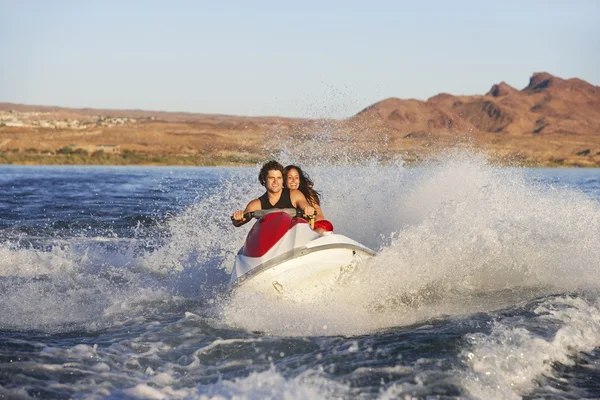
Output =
[{"x1": 303, "y1": 206, "x2": 316, "y2": 218}]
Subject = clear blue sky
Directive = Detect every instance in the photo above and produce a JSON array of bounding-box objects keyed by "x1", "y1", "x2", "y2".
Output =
[{"x1": 1, "y1": 0, "x2": 598, "y2": 118}]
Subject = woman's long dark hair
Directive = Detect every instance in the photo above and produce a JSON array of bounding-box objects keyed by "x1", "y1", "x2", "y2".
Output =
[{"x1": 284, "y1": 165, "x2": 321, "y2": 206}]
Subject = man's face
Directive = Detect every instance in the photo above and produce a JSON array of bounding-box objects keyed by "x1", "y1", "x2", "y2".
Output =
[{"x1": 265, "y1": 170, "x2": 283, "y2": 193}]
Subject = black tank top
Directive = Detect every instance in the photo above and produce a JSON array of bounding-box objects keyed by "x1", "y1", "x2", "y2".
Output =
[{"x1": 259, "y1": 187, "x2": 294, "y2": 209}]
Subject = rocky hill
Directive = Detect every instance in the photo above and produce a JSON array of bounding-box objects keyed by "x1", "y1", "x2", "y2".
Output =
[{"x1": 354, "y1": 72, "x2": 599, "y2": 135}]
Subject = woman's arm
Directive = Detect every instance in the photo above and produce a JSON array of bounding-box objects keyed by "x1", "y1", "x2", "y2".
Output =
[
  {"x1": 314, "y1": 203, "x2": 325, "y2": 221},
  {"x1": 290, "y1": 190, "x2": 315, "y2": 217}
]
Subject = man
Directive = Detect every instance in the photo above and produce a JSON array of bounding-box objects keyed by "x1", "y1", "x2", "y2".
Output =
[{"x1": 231, "y1": 160, "x2": 315, "y2": 227}]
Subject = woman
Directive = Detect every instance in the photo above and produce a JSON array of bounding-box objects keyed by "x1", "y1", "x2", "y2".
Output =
[{"x1": 284, "y1": 165, "x2": 334, "y2": 234}]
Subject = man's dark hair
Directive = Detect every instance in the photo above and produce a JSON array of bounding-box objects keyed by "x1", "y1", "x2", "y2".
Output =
[
  {"x1": 284, "y1": 165, "x2": 321, "y2": 206},
  {"x1": 258, "y1": 160, "x2": 284, "y2": 186}
]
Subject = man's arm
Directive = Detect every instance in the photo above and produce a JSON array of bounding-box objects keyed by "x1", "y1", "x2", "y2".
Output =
[{"x1": 231, "y1": 199, "x2": 261, "y2": 227}]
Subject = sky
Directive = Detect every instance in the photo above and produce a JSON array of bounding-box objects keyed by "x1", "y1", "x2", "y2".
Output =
[{"x1": 1, "y1": 0, "x2": 599, "y2": 119}]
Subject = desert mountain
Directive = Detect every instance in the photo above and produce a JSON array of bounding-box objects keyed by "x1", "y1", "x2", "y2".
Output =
[{"x1": 353, "y1": 72, "x2": 600, "y2": 137}]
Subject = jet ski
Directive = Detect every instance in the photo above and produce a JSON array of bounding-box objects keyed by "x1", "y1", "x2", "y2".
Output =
[{"x1": 229, "y1": 208, "x2": 375, "y2": 301}]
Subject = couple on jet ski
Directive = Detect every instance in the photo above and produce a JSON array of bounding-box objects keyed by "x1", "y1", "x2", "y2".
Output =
[
  {"x1": 231, "y1": 160, "x2": 334, "y2": 234},
  {"x1": 228, "y1": 161, "x2": 372, "y2": 296}
]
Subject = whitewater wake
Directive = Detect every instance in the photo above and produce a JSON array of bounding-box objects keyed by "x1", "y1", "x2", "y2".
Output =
[{"x1": 221, "y1": 151, "x2": 600, "y2": 336}]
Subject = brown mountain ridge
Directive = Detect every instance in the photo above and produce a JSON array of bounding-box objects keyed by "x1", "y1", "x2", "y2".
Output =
[
  {"x1": 355, "y1": 72, "x2": 599, "y2": 136},
  {"x1": 1, "y1": 72, "x2": 599, "y2": 166}
]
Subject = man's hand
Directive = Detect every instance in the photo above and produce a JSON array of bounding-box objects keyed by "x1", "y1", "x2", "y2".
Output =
[
  {"x1": 231, "y1": 199, "x2": 261, "y2": 227},
  {"x1": 231, "y1": 210, "x2": 246, "y2": 226}
]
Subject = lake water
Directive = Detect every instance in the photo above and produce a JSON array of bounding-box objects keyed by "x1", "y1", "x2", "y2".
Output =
[{"x1": 1, "y1": 155, "x2": 599, "y2": 399}]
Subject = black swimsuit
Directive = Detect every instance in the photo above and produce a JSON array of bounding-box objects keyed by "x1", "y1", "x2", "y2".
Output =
[{"x1": 259, "y1": 187, "x2": 294, "y2": 209}]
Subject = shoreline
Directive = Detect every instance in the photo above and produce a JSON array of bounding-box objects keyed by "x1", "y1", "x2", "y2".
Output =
[{"x1": 1, "y1": 153, "x2": 598, "y2": 168}]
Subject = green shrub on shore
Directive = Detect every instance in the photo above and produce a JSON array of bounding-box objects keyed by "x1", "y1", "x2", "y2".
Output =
[
  {"x1": 0, "y1": 150, "x2": 260, "y2": 166},
  {"x1": 57, "y1": 146, "x2": 73, "y2": 154}
]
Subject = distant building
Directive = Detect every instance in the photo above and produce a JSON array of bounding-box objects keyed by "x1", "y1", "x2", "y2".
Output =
[
  {"x1": 96, "y1": 144, "x2": 120, "y2": 154},
  {"x1": 4, "y1": 121, "x2": 25, "y2": 127}
]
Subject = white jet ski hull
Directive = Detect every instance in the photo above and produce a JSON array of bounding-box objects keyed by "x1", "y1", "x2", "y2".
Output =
[{"x1": 230, "y1": 229, "x2": 375, "y2": 302}]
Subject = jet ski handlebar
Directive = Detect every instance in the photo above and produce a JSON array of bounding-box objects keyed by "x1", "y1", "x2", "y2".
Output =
[
  {"x1": 245, "y1": 208, "x2": 317, "y2": 229},
  {"x1": 244, "y1": 208, "x2": 302, "y2": 220},
  {"x1": 232, "y1": 208, "x2": 316, "y2": 228}
]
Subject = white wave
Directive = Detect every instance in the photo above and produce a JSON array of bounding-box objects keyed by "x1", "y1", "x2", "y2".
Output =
[
  {"x1": 461, "y1": 295, "x2": 600, "y2": 399},
  {"x1": 0, "y1": 237, "x2": 183, "y2": 331},
  {"x1": 0, "y1": 242, "x2": 77, "y2": 277},
  {"x1": 121, "y1": 366, "x2": 352, "y2": 400}
]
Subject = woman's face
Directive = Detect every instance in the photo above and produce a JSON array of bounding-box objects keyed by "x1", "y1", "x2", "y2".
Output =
[{"x1": 286, "y1": 168, "x2": 300, "y2": 190}]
